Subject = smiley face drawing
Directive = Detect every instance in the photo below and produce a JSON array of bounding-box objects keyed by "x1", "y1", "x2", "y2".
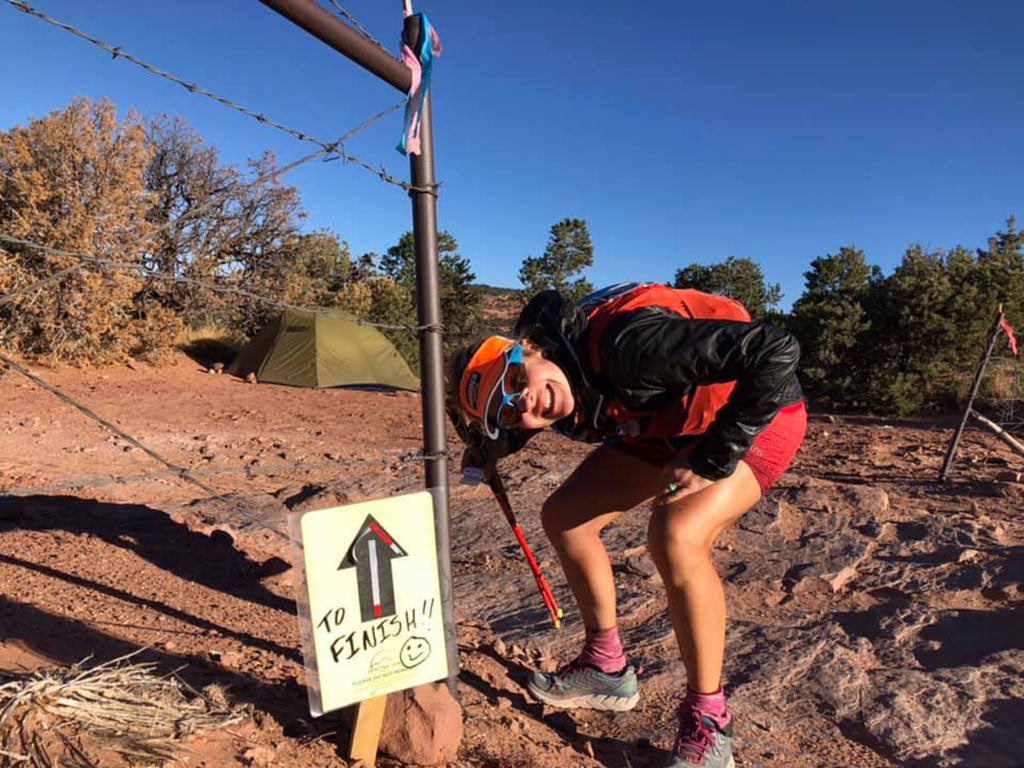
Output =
[{"x1": 399, "y1": 636, "x2": 431, "y2": 669}]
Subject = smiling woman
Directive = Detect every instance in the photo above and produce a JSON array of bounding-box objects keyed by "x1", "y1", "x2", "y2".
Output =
[
  {"x1": 456, "y1": 336, "x2": 575, "y2": 439},
  {"x1": 446, "y1": 283, "x2": 806, "y2": 768}
]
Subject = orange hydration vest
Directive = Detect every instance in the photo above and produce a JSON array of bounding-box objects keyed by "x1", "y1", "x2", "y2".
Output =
[{"x1": 581, "y1": 283, "x2": 751, "y2": 440}]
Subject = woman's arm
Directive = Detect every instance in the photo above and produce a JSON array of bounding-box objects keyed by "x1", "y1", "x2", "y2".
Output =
[{"x1": 600, "y1": 308, "x2": 801, "y2": 480}]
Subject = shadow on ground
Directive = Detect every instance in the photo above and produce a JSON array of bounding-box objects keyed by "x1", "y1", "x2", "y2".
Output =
[
  {"x1": 0, "y1": 595, "x2": 346, "y2": 746},
  {"x1": 0, "y1": 495, "x2": 294, "y2": 616}
]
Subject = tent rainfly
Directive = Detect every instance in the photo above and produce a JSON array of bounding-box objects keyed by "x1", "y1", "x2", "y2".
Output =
[{"x1": 228, "y1": 308, "x2": 419, "y2": 391}]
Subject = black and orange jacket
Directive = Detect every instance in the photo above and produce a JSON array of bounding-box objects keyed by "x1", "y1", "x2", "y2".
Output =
[{"x1": 508, "y1": 284, "x2": 803, "y2": 480}]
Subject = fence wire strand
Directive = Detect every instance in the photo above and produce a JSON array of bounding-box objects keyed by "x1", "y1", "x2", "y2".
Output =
[
  {"x1": 0, "y1": 143, "x2": 331, "y2": 312},
  {"x1": 0, "y1": 104, "x2": 442, "y2": 335},
  {"x1": 0, "y1": 450, "x2": 444, "y2": 498},
  {"x1": 0, "y1": 352, "x2": 295, "y2": 539},
  {"x1": 0, "y1": 1, "x2": 450, "y2": 533},
  {"x1": 4, "y1": 0, "x2": 427, "y2": 193},
  {"x1": 0, "y1": 233, "x2": 442, "y2": 335},
  {"x1": 327, "y1": 0, "x2": 387, "y2": 50}
]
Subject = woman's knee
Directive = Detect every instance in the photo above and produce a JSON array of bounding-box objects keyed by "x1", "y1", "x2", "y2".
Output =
[
  {"x1": 541, "y1": 491, "x2": 604, "y2": 549},
  {"x1": 647, "y1": 506, "x2": 713, "y2": 572}
]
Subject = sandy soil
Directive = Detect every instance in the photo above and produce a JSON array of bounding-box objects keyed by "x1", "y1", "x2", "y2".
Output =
[{"x1": 0, "y1": 354, "x2": 1021, "y2": 767}]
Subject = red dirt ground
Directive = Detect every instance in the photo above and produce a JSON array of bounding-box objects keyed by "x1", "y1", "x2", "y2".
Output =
[{"x1": 1, "y1": 354, "x2": 1021, "y2": 767}]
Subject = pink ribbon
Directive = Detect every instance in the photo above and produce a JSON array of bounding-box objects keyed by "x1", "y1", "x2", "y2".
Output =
[
  {"x1": 1000, "y1": 315, "x2": 1019, "y2": 356},
  {"x1": 398, "y1": 13, "x2": 441, "y2": 156}
]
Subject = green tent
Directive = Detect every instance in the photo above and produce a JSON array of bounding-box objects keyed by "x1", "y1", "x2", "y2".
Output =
[{"x1": 229, "y1": 308, "x2": 419, "y2": 391}]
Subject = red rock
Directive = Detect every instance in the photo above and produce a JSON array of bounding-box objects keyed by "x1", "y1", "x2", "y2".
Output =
[
  {"x1": 240, "y1": 745, "x2": 275, "y2": 766},
  {"x1": 378, "y1": 684, "x2": 463, "y2": 766},
  {"x1": 776, "y1": 499, "x2": 804, "y2": 541}
]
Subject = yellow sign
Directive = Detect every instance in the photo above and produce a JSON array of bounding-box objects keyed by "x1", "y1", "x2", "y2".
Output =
[{"x1": 290, "y1": 491, "x2": 448, "y2": 715}]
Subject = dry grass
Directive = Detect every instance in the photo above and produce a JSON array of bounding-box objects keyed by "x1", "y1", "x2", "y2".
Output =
[
  {"x1": 177, "y1": 323, "x2": 246, "y2": 366},
  {"x1": 178, "y1": 324, "x2": 245, "y2": 347},
  {"x1": 0, "y1": 652, "x2": 244, "y2": 767}
]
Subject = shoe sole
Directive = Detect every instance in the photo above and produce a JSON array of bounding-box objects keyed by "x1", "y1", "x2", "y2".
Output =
[
  {"x1": 526, "y1": 685, "x2": 639, "y2": 712},
  {"x1": 665, "y1": 756, "x2": 735, "y2": 768}
]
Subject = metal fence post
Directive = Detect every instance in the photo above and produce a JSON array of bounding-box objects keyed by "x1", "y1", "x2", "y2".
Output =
[
  {"x1": 939, "y1": 309, "x2": 1006, "y2": 482},
  {"x1": 259, "y1": 0, "x2": 457, "y2": 689}
]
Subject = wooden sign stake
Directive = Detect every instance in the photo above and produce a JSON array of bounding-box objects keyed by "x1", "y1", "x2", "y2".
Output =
[{"x1": 348, "y1": 695, "x2": 388, "y2": 766}]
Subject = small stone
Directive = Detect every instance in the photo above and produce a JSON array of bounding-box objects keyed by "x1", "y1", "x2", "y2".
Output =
[
  {"x1": 792, "y1": 576, "x2": 831, "y2": 598},
  {"x1": 878, "y1": 522, "x2": 900, "y2": 544},
  {"x1": 246, "y1": 372, "x2": 257, "y2": 384},
  {"x1": 220, "y1": 651, "x2": 244, "y2": 668},
  {"x1": 829, "y1": 565, "x2": 860, "y2": 593},
  {"x1": 493, "y1": 638, "x2": 507, "y2": 656},
  {"x1": 240, "y1": 745, "x2": 275, "y2": 766},
  {"x1": 958, "y1": 549, "x2": 982, "y2": 564},
  {"x1": 162, "y1": 640, "x2": 177, "y2": 651},
  {"x1": 776, "y1": 499, "x2": 804, "y2": 541},
  {"x1": 584, "y1": 740, "x2": 595, "y2": 758},
  {"x1": 202, "y1": 684, "x2": 230, "y2": 709},
  {"x1": 496, "y1": 698, "x2": 511, "y2": 711}
]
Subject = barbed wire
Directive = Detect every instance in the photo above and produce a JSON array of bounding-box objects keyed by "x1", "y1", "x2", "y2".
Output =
[
  {"x1": 0, "y1": 449, "x2": 447, "y2": 498},
  {"x1": 0, "y1": 146, "x2": 327, "y2": 318},
  {"x1": 0, "y1": 142, "x2": 329, "y2": 302},
  {"x1": 0, "y1": 352, "x2": 295, "y2": 540},
  {"x1": 0, "y1": 101, "x2": 445, "y2": 336},
  {"x1": 4, "y1": 1, "x2": 429, "y2": 193},
  {"x1": 0, "y1": 233, "x2": 443, "y2": 336},
  {"x1": 327, "y1": 0, "x2": 386, "y2": 50},
  {"x1": 0, "y1": 3, "x2": 451, "y2": 539}
]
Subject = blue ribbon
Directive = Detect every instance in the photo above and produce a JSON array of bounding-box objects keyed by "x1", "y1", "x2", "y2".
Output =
[{"x1": 397, "y1": 13, "x2": 439, "y2": 156}]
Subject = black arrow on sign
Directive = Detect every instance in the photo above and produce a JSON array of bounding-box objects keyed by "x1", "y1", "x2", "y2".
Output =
[{"x1": 339, "y1": 514, "x2": 408, "y2": 622}]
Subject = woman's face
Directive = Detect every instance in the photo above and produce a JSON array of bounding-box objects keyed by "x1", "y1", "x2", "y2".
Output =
[{"x1": 516, "y1": 351, "x2": 575, "y2": 429}]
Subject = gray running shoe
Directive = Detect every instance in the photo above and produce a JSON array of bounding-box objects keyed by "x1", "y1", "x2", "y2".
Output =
[
  {"x1": 664, "y1": 709, "x2": 734, "y2": 768},
  {"x1": 526, "y1": 660, "x2": 639, "y2": 711}
]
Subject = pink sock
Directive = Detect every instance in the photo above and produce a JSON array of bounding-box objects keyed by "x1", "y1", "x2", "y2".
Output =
[
  {"x1": 578, "y1": 626, "x2": 626, "y2": 674},
  {"x1": 683, "y1": 687, "x2": 731, "y2": 728}
]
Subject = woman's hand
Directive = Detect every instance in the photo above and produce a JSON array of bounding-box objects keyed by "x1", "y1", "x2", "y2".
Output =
[{"x1": 654, "y1": 456, "x2": 715, "y2": 506}]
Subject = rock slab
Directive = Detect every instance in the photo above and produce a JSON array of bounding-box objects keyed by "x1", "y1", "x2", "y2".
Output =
[{"x1": 378, "y1": 683, "x2": 463, "y2": 766}]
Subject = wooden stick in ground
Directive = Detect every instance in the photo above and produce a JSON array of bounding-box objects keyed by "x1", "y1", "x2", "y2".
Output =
[
  {"x1": 969, "y1": 408, "x2": 1024, "y2": 459},
  {"x1": 348, "y1": 694, "x2": 387, "y2": 767}
]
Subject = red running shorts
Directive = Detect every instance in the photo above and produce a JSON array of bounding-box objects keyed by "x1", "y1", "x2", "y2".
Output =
[{"x1": 611, "y1": 401, "x2": 807, "y2": 493}]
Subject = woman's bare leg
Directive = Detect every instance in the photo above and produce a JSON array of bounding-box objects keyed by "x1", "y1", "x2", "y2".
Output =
[
  {"x1": 647, "y1": 460, "x2": 762, "y2": 692},
  {"x1": 541, "y1": 444, "x2": 664, "y2": 631}
]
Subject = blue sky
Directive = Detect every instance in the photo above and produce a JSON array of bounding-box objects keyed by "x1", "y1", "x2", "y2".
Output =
[{"x1": 1, "y1": 0, "x2": 1022, "y2": 309}]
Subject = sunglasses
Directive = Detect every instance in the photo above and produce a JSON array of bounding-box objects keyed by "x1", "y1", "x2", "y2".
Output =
[{"x1": 482, "y1": 344, "x2": 528, "y2": 438}]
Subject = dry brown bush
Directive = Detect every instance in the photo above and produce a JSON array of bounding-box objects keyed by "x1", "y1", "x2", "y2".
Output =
[{"x1": 0, "y1": 98, "x2": 182, "y2": 363}]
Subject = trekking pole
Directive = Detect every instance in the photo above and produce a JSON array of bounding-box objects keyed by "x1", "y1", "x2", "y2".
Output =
[{"x1": 487, "y1": 472, "x2": 563, "y2": 629}]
